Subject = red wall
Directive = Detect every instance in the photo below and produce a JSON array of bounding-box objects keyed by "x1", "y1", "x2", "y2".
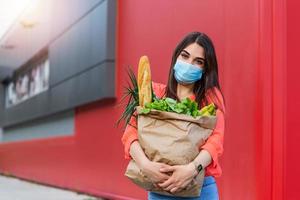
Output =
[
  {"x1": 286, "y1": 0, "x2": 300, "y2": 200},
  {"x1": 116, "y1": 1, "x2": 262, "y2": 199},
  {"x1": 0, "y1": 1, "x2": 294, "y2": 199}
]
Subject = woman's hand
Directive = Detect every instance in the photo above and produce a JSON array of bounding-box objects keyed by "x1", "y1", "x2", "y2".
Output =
[
  {"x1": 158, "y1": 163, "x2": 197, "y2": 193},
  {"x1": 140, "y1": 160, "x2": 171, "y2": 184}
]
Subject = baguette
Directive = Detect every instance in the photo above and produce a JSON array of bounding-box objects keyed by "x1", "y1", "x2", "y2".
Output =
[{"x1": 138, "y1": 56, "x2": 152, "y2": 107}]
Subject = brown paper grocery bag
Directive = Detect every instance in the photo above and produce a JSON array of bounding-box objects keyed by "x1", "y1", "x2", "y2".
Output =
[{"x1": 125, "y1": 106, "x2": 217, "y2": 197}]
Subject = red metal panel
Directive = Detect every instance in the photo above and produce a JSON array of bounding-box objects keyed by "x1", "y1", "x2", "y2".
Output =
[
  {"x1": 286, "y1": 0, "x2": 300, "y2": 200},
  {"x1": 271, "y1": 0, "x2": 286, "y2": 199},
  {"x1": 255, "y1": 0, "x2": 272, "y2": 198},
  {"x1": 256, "y1": 0, "x2": 287, "y2": 199}
]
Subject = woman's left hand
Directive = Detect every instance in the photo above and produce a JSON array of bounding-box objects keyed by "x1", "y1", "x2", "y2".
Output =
[{"x1": 158, "y1": 162, "x2": 197, "y2": 193}]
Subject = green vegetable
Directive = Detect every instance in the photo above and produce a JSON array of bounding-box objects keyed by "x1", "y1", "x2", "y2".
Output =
[
  {"x1": 116, "y1": 67, "x2": 215, "y2": 128},
  {"x1": 116, "y1": 68, "x2": 139, "y2": 127},
  {"x1": 141, "y1": 97, "x2": 216, "y2": 117},
  {"x1": 116, "y1": 67, "x2": 157, "y2": 127}
]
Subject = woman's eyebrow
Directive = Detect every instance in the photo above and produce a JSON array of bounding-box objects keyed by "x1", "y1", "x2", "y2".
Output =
[
  {"x1": 182, "y1": 50, "x2": 190, "y2": 55},
  {"x1": 195, "y1": 57, "x2": 205, "y2": 61},
  {"x1": 182, "y1": 50, "x2": 205, "y2": 60}
]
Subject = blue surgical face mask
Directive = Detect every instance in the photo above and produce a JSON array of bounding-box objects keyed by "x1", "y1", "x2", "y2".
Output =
[{"x1": 173, "y1": 60, "x2": 203, "y2": 84}]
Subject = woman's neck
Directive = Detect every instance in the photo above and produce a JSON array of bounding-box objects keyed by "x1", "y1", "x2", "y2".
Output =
[{"x1": 176, "y1": 83, "x2": 194, "y2": 101}]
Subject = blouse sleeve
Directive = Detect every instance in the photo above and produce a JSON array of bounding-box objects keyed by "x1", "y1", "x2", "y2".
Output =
[
  {"x1": 121, "y1": 114, "x2": 138, "y2": 160},
  {"x1": 200, "y1": 87, "x2": 225, "y2": 171}
]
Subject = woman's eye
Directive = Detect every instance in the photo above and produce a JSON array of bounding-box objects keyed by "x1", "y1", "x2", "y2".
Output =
[
  {"x1": 181, "y1": 54, "x2": 188, "y2": 59},
  {"x1": 196, "y1": 60, "x2": 204, "y2": 65}
]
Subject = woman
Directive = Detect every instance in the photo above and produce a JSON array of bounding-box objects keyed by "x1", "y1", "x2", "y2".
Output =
[{"x1": 122, "y1": 32, "x2": 225, "y2": 200}]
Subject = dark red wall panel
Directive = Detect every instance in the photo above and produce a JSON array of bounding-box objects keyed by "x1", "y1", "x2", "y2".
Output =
[{"x1": 286, "y1": 0, "x2": 300, "y2": 200}]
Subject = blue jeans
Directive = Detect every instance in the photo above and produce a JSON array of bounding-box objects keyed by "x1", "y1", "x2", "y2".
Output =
[{"x1": 148, "y1": 176, "x2": 219, "y2": 200}]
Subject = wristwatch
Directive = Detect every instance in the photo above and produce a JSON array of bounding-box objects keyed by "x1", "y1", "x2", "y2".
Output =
[{"x1": 193, "y1": 162, "x2": 203, "y2": 174}]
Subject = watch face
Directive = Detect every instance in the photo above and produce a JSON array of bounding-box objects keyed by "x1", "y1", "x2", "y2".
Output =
[{"x1": 197, "y1": 164, "x2": 203, "y2": 172}]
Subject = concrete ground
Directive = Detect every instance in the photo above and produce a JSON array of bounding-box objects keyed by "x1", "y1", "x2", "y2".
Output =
[{"x1": 0, "y1": 175, "x2": 104, "y2": 200}]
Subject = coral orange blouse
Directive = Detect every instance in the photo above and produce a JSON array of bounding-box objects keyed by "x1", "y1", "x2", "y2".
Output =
[{"x1": 121, "y1": 82, "x2": 225, "y2": 177}]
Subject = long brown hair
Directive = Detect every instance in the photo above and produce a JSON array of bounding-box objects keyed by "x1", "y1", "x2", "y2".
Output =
[{"x1": 165, "y1": 32, "x2": 225, "y2": 112}]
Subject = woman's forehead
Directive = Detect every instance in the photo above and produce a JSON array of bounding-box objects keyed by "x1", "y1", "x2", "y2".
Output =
[{"x1": 182, "y1": 43, "x2": 205, "y2": 58}]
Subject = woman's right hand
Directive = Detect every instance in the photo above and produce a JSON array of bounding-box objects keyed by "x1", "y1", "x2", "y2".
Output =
[
  {"x1": 129, "y1": 141, "x2": 170, "y2": 184},
  {"x1": 140, "y1": 160, "x2": 171, "y2": 184}
]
